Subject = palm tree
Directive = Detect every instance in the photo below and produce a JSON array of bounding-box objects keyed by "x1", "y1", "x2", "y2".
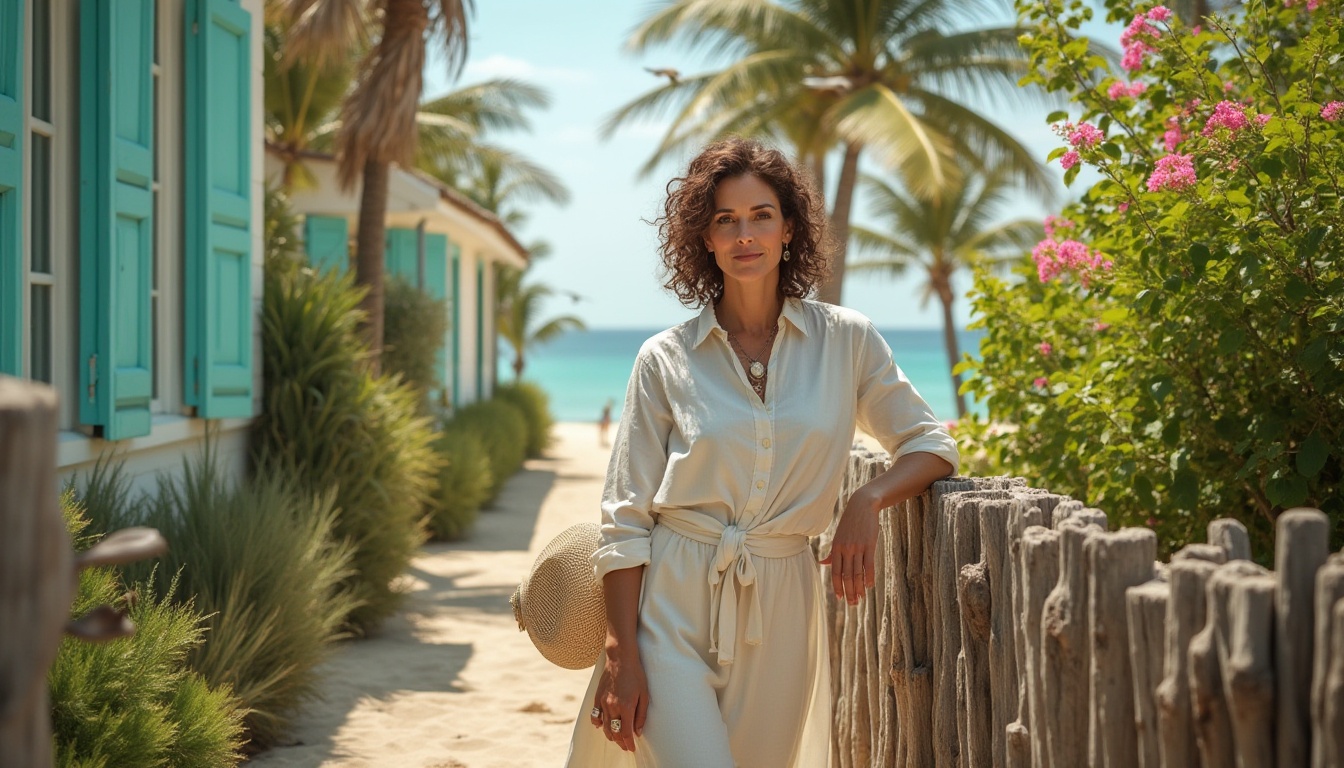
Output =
[
  {"x1": 263, "y1": 23, "x2": 356, "y2": 190},
  {"x1": 849, "y1": 162, "x2": 1043, "y2": 418},
  {"x1": 436, "y1": 150, "x2": 571, "y2": 228},
  {"x1": 605, "y1": 0, "x2": 1062, "y2": 306},
  {"x1": 277, "y1": 0, "x2": 472, "y2": 372},
  {"x1": 496, "y1": 268, "x2": 586, "y2": 380}
]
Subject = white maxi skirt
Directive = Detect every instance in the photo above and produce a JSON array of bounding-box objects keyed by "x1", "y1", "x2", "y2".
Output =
[{"x1": 564, "y1": 516, "x2": 831, "y2": 768}]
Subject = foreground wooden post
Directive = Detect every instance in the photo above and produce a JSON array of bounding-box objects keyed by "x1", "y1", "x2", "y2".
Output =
[
  {"x1": 1312, "y1": 552, "x2": 1344, "y2": 768},
  {"x1": 1275, "y1": 510, "x2": 1329, "y2": 768},
  {"x1": 1126, "y1": 579, "x2": 1169, "y2": 768},
  {"x1": 0, "y1": 377, "x2": 74, "y2": 767},
  {"x1": 1086, "y1": 528, "x2": 1156, "y2": 768},
  {"x1": 1155, "y1": 545, "x2": 1224, "y2": 768},
  {"x1": 1041, "y1": 513, "x2": 1105, "y2": 768}
]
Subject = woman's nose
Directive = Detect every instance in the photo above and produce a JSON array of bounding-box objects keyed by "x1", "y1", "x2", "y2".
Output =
[{"x1": 735, "y1": 222, "x2": 754, "y2": 242}]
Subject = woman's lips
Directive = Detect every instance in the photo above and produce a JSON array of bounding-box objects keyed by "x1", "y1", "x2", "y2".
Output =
[{"x1": 733, "y1": 252, "x2": 763, "y2": 261}]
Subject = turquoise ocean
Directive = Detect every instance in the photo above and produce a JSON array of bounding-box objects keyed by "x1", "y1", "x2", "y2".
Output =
[{"x1": 500, "y1": 327, "x2": 987, "y2": 424}]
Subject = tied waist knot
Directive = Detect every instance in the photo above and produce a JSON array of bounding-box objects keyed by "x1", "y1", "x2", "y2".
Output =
[{"x1": 657, "y1": 509, "x2": 810, "y2": 665}]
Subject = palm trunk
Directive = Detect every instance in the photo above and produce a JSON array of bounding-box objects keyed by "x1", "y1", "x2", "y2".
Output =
[
  {"x1": 817, "y1": 141, "x2": 862, "y2": 306},
  {"x1": 355, "y1": 158, "x2": 390, "y2": 373},
  {"x1": 809, "y1": 153, "x2": 826, "y2": 202},
  {"x1": 513, "y1": 353, "x2": 524, "y2": 381},
  {"x1": 935, "y1": 277, "x2": 967, "y2": 419}
]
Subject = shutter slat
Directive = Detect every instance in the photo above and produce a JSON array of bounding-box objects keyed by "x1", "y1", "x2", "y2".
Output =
[
  {"x1": 184, "y1": 0, "x2": 253, "y2": 418},
  {"x1": 78, "y1": 0, "x2": 154, "y2": 439},
  {"x1": 0, "y1": 0, "x2": 23, "y2": 375}
]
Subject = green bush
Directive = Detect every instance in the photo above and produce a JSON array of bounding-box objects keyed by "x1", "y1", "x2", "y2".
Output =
[
  {"x1": 494, "y1": 381, "x2": 555, "y2": 458},
  {"x1": 961, "y1": 0, "x2": 1344, "y2": 555},
  {"x1": 383, "y1": 276, "x2": 450, "y2": 406},
  {"x1": 50, "y1": 492, "x2": 245, "y2": 767},
  {"x1": 77, "y1": 455, "x2": 359, "y2": 750},
  {"x1": 426, "y1": 428, "x2": 493, "y2": 540},
  {"x1": 252, "y1": 255, "x2": 438, "y2": 633},
  {"x1": 448, "y1": 399, "x2": 528, "y2": 502}
]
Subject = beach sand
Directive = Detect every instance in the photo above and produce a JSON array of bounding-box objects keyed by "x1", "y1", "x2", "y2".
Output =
[{"x1": 246, "y1": 421, "x2": 609, "y2": 768}]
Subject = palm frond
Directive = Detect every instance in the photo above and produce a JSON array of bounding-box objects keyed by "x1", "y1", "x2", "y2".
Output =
[{"x1": 827, "y1": 83, "x2": 957, "y2": 200}]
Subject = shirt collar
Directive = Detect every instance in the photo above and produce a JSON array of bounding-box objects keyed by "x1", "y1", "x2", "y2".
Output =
[{"x1": 692, "y1": 297, "x2": 810, "y2": 348}]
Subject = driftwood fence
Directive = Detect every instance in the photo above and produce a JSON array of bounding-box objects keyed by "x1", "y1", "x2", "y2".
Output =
[{"x1": 825, "y1": 450, "x2": 1344, "y2": 768}]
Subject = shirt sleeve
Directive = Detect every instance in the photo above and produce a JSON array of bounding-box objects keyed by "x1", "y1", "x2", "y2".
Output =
[
  {"x1": 592, "y1": 348, "x2": 674, "y2": 579},
  {"x1": 855, "y1": 322, "x2": 961, "y2": 472}
]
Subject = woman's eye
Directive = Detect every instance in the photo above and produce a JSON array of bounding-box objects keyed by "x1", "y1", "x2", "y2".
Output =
[{"x1": 716, "y1": 216, "x2": 733, "y2": 225}]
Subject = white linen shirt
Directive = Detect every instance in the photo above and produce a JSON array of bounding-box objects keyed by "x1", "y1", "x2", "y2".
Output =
[{"x1": 592, "y1": 297, "x2": 960, "y2": 580}]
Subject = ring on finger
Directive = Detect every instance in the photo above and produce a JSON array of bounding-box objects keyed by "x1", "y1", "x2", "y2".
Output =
[
  {"x1": 610, "y1": 718, "x2": 623, "y2": 734},
  {"x1": 590, "y1": 707, "x2": 602, "y2": 720}
]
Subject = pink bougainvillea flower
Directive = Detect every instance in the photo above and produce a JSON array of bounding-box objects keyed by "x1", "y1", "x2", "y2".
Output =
[
  {"x1": 1146, "y1": 6, "x2": 1173, "y2": 21},
  {"x1": 1108, "y1": 81, "x2": 1149, "y2": 100},
  {"x1": 1147, "y1": 153, "x2": 1197, "y2": 191},
  {"x1": 1255, "y1": 113, "x2": 1271, "y2": 127},
  {"x1": 1060, "y1": 150, "x2": 1081, "y2": 170},
  {"x1": 1202, "y1": 100, "x2": 1251, "y2": 136},
  {"x1": 1093, "y1": 322, "x2": 1111, "y2": 332},
  {"x1": 1033, "y1": 377, "x2": 1050, "y2": 389},
  {"x1": 1322, "y1": 101, "x2": 1344, "y2": 121},
  {"x1": 1043, "y1": 215, "x2": 1075, "y2": 239},
  {"x1": 1039, "y1": 342, "x2": 1053, "y2": 357},
  {"x1": 1118, "y1": 201, "x2": 1131, "y2": 213},
  {"x1": 1163, "y1": 118, "x2": 1184, "y2": 152},
  {"x1": 1068, "y1": 123, "x2": 1104, "y2": 148}
]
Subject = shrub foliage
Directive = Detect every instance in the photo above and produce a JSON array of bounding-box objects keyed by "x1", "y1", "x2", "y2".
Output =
[
  {"x1": 383, "y1": 276, "x2": 450, "y2": 406},
  {"x1": 448, "y1": 399, "x2": 528, "y2": 502},
  {"x1": 493, "y1": 380, "x2": 555, "y2": 458},
  {"x1": 252, "y1": 255, "x2": 437, "y2": 632},
  {"x1": 50, "y1": 493, "x2": 245, "y2": 767},
  {"x1": 961, "y1": 0, "x2": 1343, "y2": 553},
  {"x1": 426, "y1": 428, "x2": 493, "y2": 540},
  {"x1": 78, "y1": 455, "x2": 359, "y2": 750}
]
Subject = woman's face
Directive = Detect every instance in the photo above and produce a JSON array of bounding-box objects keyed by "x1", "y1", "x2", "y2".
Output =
[{"x1": 702, "y1": 173, "x2": 793, "y2": 291}]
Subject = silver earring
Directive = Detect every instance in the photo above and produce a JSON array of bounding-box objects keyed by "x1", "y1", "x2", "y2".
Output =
[{"x1": 782, "y1": 246, "x2": 791, "y2": 262}]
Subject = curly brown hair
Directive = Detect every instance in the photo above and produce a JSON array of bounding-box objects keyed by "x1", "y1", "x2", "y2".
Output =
[{"x1": 656, "y1": 137, "x2": 831, "y2": 307}]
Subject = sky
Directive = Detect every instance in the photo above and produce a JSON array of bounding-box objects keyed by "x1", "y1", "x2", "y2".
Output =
[{"x1": 423, "y1": 0, "x2": 1121, "y2": 330}]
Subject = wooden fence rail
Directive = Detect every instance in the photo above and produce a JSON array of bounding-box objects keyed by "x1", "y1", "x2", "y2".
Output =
[{"x1": 826, "y1": 451, "x2": 1344, "y2": 768}]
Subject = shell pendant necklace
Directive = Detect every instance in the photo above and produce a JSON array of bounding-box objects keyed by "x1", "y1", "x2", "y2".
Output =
[{"x1": 725, "y1": 321, "x2": 780, "y2": 398}]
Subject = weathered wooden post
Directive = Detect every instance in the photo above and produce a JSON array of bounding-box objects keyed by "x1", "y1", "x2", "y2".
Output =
[
  {"x1": 1274, "y1": 510, "x2": 1329, "y2": 768},
  {"x1": 1126, "y1": 578, "x2": 1169, "y2": 768},
  {"x1": 0, "y1": 377, "x2": 75, "y2": 767},
  {"x1": 1208, "y1": 518, "x2": 1251, "y2": 562},
  {"x1": 1086, "y1": 528, "x2": 1157, "y2": 768},
  {"x1": 1311, "y1": 552, "x2": 1344, "y2": 768},
  {"x1": 1040, "y1": 510, "x2": 1106, "y2": 768},
  {"x1": 1154, "y1": 544, "x2": 1225, "y2": 768},
  {"x1": 1020, "y1": 524, "x2": 1061, "y2": 768}
]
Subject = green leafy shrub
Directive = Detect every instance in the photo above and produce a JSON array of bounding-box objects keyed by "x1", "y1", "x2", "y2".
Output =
[
  {"x1": 494, "y1": 381, "x2": 555, "y2": 457},
  {"x1": 50, "y1": 492, "x2": 245, "y2": 767},
  {"x1": 426, "y1": 428, "x2": 493, "y2": 540},
  {"x1": 252, "y1": 256, "x2": 437, "y2": 632},
  {"x1": 960, "y1": 0, "x2": 1343, "y2": 554},
  {"x1": 448, "y1": 399, "x2": 528, "y2": 502},
  {"x1": 383, "y1": 276, "x2": 450, "y2": 406},
  {"x1": 77, "y1": 455, "x2": 359, "y2": 750}
]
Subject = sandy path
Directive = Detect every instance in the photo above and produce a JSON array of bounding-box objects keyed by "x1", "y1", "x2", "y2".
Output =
[{"x1": 247, "y1": 422, "x2": 609, "y2": 768}]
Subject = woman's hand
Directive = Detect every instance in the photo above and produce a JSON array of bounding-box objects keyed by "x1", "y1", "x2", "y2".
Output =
[
  {"x1": 820, "y1": 486, "x2": 881, "y2": 605},
  {"x1": 821, "y1": 451, "x2": 955, "y2": 605},
  {"x1": 590, "y1": 646, "x2": 650, "y2": 752}
]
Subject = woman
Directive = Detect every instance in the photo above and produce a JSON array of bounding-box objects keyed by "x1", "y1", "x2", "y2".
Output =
[{"x1": 566, "y1": 138, "x2": 958, "y2": 767}]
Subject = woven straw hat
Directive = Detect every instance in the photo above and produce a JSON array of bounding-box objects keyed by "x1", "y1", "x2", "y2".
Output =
[{"x1": 511, "y1": 522, "x2": 606, "y2": 670}]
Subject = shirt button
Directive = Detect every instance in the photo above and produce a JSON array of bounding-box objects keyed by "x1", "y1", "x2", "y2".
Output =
[
  {"x1": 762, "y1": 438, "x2": 771, "y2": 448},
  {"x1": 755, "y1": 480, "x2": 765, "y2": 490}
]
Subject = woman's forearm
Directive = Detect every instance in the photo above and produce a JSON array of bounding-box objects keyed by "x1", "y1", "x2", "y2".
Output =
[
  {"x1": 852, "y1": 451, "x2": 955, "y2": 514},
  {"x1": 602, "y1": 566, "x2": 645, "y2": 660}
]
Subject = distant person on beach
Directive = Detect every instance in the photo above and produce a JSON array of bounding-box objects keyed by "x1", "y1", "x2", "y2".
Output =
[
  {"x1": 567, "y1": 138, "x2": 959, "y2": 766},
  {"x1": 598, "y1": 399, "x2": 613, "y2": 447}
]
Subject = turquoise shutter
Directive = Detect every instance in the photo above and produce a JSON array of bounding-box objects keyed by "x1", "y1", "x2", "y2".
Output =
[
  {"x1": 78, "y1": 0, "x2": 154, "y2": 439},
  {"x1": 450, "y1": 245, "x2": 460, "y2": 407},
  {"x1": 385, "y1": 227, "x2": 418, "y2": 282},
  {"x1": 304, "y1": 214, "x2": 348, "y2": 273},
  {"x1": 0, "y1": 0, "x2": 22, "y2": 375},
  {"x1": 424, "y1": 233, "x2": 448, "y2": 393},
  {"x1": 184, "y1": 0, "x2": 253, "y2": 418}
]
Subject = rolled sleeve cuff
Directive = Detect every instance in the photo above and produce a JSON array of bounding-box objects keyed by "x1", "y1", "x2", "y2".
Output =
[
  {"x1": 890, "y1": 432, "x2": 961, "y2": 475},
  {"x1": 592, "y1": 535, "x2": 652, "y2": 580}
]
